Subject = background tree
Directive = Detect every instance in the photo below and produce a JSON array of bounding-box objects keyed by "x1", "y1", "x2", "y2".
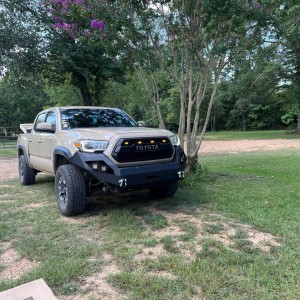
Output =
[
  {"x1": 216, "y1": 45, "x2": 285, "y2": 130},
  {"x1": 276, "y1": 1, "x2": 300, "y2": 131},
  {"x1": 0, "y1": 0, "x2": 46, "y2": 79},
  {"x1": 0, "y1": 77, "x2": 48, "y2": 127}
]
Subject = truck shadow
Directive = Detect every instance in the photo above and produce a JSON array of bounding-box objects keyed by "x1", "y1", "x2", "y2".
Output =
[{"x1": 34, "y1": 173, "x2": 207, "y2": 217}]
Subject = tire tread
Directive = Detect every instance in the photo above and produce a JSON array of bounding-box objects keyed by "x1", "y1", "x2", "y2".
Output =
[
  {"x1": 19, "y1": 155, "x2": 35, "y2": 185},
  {"x1": 55, "y1": 164, "x2": 86, "y2": 216}
]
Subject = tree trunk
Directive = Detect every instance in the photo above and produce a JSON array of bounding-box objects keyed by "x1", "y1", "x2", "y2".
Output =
[
  {"x1": 78, "y1": 74, "x2": 92, "y2": 106},
  {"x1": 153, "y1": 98, "x2": 165, "y2": 129},
  {"x1": 151, "y1": 73, "x2": 165, "y2": 129},
  {"x1": 94, "y1": 75, "x2": 101, "y2": 104},
  {"x1": 297, "y1": 114, "x2": 300, "y2": 133},
  {"x1": 185, "y1": 155, "x2": 198, "y2": 172}
]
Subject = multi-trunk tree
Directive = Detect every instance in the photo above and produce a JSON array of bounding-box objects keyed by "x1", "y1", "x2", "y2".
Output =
[{"x1": 133, "y1": 0, "x2": 280, "y2": 170}]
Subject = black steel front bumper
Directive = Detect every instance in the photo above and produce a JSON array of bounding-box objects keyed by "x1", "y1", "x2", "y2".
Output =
[{"x1": 70, "y1": 146, "x2": 186, "y2": 190}]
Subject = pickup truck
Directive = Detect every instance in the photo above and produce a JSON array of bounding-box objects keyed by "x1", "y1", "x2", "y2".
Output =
[{"x1": 17, "y1": 107, "x2": 186, "y2": 216}]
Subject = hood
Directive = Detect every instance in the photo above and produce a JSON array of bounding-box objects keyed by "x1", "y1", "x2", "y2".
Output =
[{"x1": 62, "y1": 127, "x2": 175, "y2": 141}]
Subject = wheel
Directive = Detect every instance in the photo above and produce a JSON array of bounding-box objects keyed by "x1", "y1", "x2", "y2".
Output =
[
  {"x1": 55, "y1": 164, "x2": 86, "y2": 216},
  {"x1": 149, "y1": 180, "x2": 179, "y2": 198},
  {"x1": 19, "y1": 154, "x2": 35, "y2": 185}
]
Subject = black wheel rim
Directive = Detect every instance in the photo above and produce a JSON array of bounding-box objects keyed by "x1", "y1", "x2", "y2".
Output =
[{"x1": 58, "y1": 176, "x2": 68, "y2": 207}]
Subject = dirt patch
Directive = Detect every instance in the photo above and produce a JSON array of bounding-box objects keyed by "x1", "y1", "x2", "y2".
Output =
[
  {"x1": 237, "y1": 223, "x2": 281, "y2": 251},
  {"x1": 26, "y1": 202, "x2": 48, "y2": 209},
  {"x1": 135, "y1": 244, "x2": 166, "y2": 261},
  {"x1": 154, "y1": 225, "x2": 185, "y2": 238},
  {"x1": 58, "y1": 258, "x2": 122, "y2": 300},
  {"x1": 0, "y1": 242, "x2": 39, "y2": 281},
  {"x1": 134, "y1": 208, "x2": 281, "y2": 261},
  {"x1": 148, "y1": 270, "x2": 177, "y2": 280}
]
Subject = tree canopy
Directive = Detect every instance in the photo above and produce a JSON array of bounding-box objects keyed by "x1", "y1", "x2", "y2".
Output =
[{"x1": 0, "y1": 0, "x2": 299, "y2": 169}]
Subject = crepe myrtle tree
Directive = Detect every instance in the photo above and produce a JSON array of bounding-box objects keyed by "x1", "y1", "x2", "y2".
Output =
[
  {"x1": 42, "y1": 0, "x2": 141, "y2": 106},
  {"x1": 134, "y1": 0, "x2": 280, "y2": 171}
]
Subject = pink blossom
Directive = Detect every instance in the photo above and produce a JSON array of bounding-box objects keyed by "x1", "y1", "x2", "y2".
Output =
[
  {"x1": 91, "y1": 19, "x2": 105, "y2": 32},
  {"x1": 91, "y1": 19, "x2": 98, "y2": 29}
]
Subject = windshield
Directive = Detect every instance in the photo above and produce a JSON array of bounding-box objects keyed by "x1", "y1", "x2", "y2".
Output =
[{"x1": 61, "y1": 108, "x2": 137, "y2": 129}]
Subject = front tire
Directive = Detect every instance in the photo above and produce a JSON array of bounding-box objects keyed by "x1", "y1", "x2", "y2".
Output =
[
  {"x1": 55, "y1": 165, "x2": 86, "y2": 216},
  {"x1": 19, "y1": 154, "x2": 35, "y2": 185},
  {"x1": 149, "y1": 180, "x2": 179, "y2": 198}
]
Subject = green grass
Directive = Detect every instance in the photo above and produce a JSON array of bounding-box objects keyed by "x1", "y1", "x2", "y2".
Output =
[
  {"x1": 0, "y1": 148, "x2": 17, "y2": 157},
  {"x1": 0, "y1": 150, "x2": 300, "y2": 299},
  {"x1": 204, "y1": 130, "x2": 300, "y2": 140}
]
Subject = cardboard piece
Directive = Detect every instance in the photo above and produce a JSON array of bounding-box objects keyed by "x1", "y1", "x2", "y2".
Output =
[{"x1": 0, "y1": 279, "x2": 57, "y2": 300}]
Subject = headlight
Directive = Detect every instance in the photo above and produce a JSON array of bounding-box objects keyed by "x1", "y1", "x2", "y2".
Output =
[
  {"x1": 74, "y1": 140, "x2": 109, "y2": 153},
  {"x1": 170, "y1": 135, "x2": 180, "y2": 146}
]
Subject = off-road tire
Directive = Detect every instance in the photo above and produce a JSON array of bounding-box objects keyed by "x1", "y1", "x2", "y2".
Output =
[
  {"x1": 19, "y1": 154, "x2": 35, "y2": 185},
  {"x1": 55, "y1": 164, "x2": 86, "y2": 216},
  {"x1": 149, "y1": 180, "x2": 179, "y2": 198}
]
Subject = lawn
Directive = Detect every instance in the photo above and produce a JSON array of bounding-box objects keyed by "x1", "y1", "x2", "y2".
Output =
[
  {"x1": 204, "y1": 129, "x2": 300, "y2": 140},
  {"x1": 0, "y1": 148, "x2": 16, "y2": 157},
  {"x1": 0, "y1": 150, "x2": 299, "y2": 299}
]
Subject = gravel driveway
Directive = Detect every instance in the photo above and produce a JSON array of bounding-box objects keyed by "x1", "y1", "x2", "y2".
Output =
[
  {"x1": 0, "y1": 157, "x2": 18, "y2": 182},
  {"x1": 1, "y1": 139, "x2": 300, "y2": 182}
]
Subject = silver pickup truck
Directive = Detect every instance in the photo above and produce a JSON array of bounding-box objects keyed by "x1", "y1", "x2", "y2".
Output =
[{"x1": 17, "y1": 106, "x2": 186, "y2": 216}]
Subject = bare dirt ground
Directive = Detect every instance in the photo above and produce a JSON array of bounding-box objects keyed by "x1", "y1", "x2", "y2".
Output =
[
  {"x1": 199, "y1": 138, "x2": 300, "y2": 154},
  {"x1": 0, "y1": 157, "x2": 18, "y2": 182},
  {"x1": 1, "y1": 139, "x2": 300, "y2": 182}
]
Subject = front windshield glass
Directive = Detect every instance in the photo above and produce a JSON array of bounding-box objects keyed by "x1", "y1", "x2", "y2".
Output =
[{"x1": 61, "y1": 108, "x2": 137, "y2": 129}]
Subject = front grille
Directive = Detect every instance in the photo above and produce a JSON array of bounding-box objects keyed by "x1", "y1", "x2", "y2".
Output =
[{"x1": 112, "y1": 137, "x2": 174, "y2": 163}]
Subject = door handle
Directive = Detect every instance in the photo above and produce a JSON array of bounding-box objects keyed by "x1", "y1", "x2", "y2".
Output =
[
  {"x1": 38, "y1": 140, "x2": 43, "y2": 143},
  {"x1": 29, "y1": 139, "x2": 32, "y2": 143}
]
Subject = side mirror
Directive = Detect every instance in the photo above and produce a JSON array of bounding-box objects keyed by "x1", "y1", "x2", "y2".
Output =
[
  {"x1": 137, "y1": 121, "x2": 147, "y2": 127},
  {"x1": 36, "y1": 122, "x2": 55, "y2": 133}
]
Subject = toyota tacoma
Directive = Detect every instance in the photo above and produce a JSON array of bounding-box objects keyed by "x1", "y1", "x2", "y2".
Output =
[{"x1": 17, "y1": 107, "x2": 186, "y2": 216}]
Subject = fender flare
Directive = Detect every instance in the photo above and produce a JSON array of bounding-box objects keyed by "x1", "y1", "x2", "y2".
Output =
[
  {"x1": 17, "y1": 144, "x2": 29, "y2": 164},
  {"x1": 53, "y1": 146, "x2": 73, "y2": 173}
]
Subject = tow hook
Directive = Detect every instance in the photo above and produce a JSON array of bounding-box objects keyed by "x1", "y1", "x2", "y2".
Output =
[
  {"x1": 119, "y1": 178, "x2": 127, "y2": 188},
  {"x1": 177, "y1": 171, "x2": 185, "y2": 180}
]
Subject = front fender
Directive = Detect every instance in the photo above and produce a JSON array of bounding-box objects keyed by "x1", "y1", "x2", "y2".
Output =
[{"x1": 53, "y1": 146, "x2": 73, "y2": 173}]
